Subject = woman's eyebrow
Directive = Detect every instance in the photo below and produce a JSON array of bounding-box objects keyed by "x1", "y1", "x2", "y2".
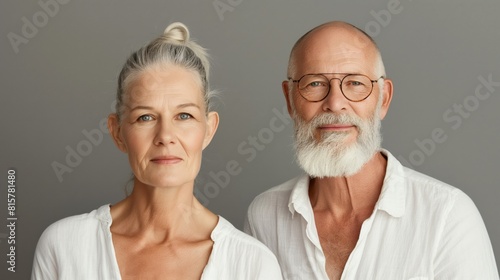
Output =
[
  {"x1": 177, "y1": 103, "x2": 200, "y2": 109},
  {"x1": 128, "y1": 103, "x2": 200, "y2": 111}
]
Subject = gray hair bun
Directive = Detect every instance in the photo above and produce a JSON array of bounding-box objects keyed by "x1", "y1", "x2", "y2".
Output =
[
  {"x1": 162, "y1": 22, "x2": 190, "y2": 45},
  {"x1": 161, "y1": 22, "x2": 211, "y2": 80}
]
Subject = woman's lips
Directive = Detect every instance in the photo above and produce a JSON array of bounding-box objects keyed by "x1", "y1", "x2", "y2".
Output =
[{"x1": 150, "y1": 156, "x2": 182, "y2": 164}]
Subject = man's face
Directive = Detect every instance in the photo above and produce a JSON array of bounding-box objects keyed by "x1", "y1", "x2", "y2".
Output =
[{"x1": 283, "y1": 25, "x2": 392, "y2": 177}]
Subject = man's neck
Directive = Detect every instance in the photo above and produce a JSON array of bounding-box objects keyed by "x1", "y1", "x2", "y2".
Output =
[{"x1": 308, "y1": 151, "x2": 388, "y2": 219}]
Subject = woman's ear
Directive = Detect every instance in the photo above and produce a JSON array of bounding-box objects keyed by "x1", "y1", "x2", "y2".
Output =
[
  {"x1": 202, "y1": 111, "x2": 219, "y2": 150},
  {"x1": 108, "y1": 113, "x2": 127, "y2": 153}
]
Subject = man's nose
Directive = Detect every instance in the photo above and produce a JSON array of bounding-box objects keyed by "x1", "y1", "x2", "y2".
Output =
[{"x1": 322, "y1": 78, "x2": 349, "y2": 113}]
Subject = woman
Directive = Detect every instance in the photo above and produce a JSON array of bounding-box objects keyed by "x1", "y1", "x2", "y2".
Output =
[{"x1": 32, "y1": 22, "x2": 283, "y2": 279}]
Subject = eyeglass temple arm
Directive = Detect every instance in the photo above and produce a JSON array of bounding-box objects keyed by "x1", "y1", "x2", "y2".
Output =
[{"x1": 371, "y1": 76, "x2": 386, "y2": 82}]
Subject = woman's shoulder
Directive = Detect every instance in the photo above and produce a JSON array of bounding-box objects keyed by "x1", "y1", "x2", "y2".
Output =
[
  {"x1": 212, "y1": 216, "x2": 272, "y2": 252},
  {"x1": 205, "y1": 216, "x2": 283, "y2": 278},
  {"x1": 37, "y1": 205, "x2": 110, "y2": 245},
  {"x1": 32, "y1": 205, "x2": 115, "y2": 279}
]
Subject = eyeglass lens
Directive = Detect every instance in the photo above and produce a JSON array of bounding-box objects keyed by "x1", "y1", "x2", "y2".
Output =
[{"x1": 298, "y1": 74, "x2": 373, "y2": 101}]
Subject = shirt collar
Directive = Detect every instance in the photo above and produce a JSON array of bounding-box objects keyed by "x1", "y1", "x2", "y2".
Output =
[
  {"x1": 287, "y1": 149, "x2": 407, "y2": 219},
  {"x1": 376, "y1": 149, "x2": 406, "y2": 218},
  {"x1": 288, "y1": 174, "x2": 311, "y2": 218}
]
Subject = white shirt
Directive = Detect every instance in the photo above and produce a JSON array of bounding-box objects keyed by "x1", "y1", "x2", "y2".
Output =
[
  {"x1": 32, "y1": 204, "x2": 283, "y2": 280},
  {"x1": 244, "y1": 150, "x2": 499, "y2": 280}
]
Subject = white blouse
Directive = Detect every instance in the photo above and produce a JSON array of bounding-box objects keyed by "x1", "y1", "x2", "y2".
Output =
[{"x1": 32, "y1": 205, "x2": 283, "y2": 280}]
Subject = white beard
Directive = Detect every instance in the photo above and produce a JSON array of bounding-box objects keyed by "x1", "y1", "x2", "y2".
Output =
[{"x1": 293, "y1": 105, "x2": 382, "y2": 178}]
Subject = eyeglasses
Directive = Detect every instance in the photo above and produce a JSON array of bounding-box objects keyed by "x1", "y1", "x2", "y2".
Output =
[{"x1": 288, "y1": 73, "x2": 384, "y2": 102}]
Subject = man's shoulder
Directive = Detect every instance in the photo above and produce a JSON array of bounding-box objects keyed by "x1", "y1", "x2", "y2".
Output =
[
  {"x1": 384, "y1": 150, "x2": 472, "y2": 214},
  {"x1": 249, "y1": 175, "x2": 305, "y2": 208},
  {"x1": 397, "y1": 165, "x2": 474, "y2": 213},
  {"x1": 385, "y1": 150, "x2": 462, "y2": 198},
  {"x1": 402, "y1": 166, "x2": 461, "y2": 195}
]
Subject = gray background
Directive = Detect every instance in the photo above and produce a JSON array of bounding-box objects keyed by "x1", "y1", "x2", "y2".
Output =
[{"x1": 1, "y1": 0, "x2": 499, "y2": 278}]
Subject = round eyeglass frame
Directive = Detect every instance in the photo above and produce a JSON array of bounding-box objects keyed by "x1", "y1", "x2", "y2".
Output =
[{"x1": 288, "y1": 73, "x2": 384, "y2": 102}]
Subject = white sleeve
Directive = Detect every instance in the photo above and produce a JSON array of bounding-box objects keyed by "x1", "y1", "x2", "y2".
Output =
[
  {"x1": 31, "y1": 226, "x2": 59, "y2": 280},
  {"x1": 434, "y1": 190, "x2": 499, "y2": 279}
]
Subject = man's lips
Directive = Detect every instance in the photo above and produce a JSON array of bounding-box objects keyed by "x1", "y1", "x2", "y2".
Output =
[
  {"x1": 150, "y1": 156, "x2": 182, "y2": 164},
  {"x1": 318, "y1": 124, "x2": 356, "y2": 131}
]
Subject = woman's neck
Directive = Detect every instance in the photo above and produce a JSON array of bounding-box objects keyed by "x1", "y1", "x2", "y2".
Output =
[{"x1": 110, "y1": 178, "x2": 217, "y2": 242}]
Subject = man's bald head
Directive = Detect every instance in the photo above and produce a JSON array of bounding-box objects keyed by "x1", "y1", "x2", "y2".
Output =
[{"x1": 287, "y1": 21, "x2": 385, "y2": 79}]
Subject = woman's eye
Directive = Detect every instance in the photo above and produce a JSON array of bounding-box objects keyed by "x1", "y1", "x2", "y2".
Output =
[
  {"x1": 178, "y1": 113, "x2": 192, "y2": 120},
  {"x1": 138, "y1": 115, "x2": 154, "y2": 122}
]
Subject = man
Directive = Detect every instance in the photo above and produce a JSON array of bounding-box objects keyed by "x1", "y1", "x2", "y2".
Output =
[{"x1": 244, "y1": 21, "x2": 498, "y2": 279}]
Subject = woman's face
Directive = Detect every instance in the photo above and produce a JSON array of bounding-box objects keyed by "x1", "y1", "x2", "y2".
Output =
[{"x1": 109, "y1": 65, "x2": 218, "y2": 189}]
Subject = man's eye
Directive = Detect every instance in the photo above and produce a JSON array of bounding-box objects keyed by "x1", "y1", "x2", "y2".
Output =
[
  {"x1": 309, "y1": 81, "x2": 324, "y2": 87},
  {"x1": 347, "y1": 80, "x2": 364, "y2": 86},
  {"x1": 178, "y1": 113, "x2": 192, "y2": 120},
  {"x1": 138, "y1": 115, "x2": 153, "y2": 122}
]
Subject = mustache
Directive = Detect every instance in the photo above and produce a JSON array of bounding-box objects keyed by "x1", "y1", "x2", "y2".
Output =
[
  {"x1": 293, "y1": 112, "x2": 365, "y2": 145},
  {"x1": 294, "y1": 113, "x2": 365, "y2": 137},
  {"x1": 308, "y1": 113, "x2": 364, "y2": 128}
]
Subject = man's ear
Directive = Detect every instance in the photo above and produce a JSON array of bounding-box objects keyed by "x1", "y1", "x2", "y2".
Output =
[
  {"x1": 108, "y1": 114, "x2": 127, "y2": 153},
  {"x1": 282, "y1": 80, "x2": 294, "y2": 116},
  {"x1": 379, "y1": 78, "x2": 393, "y2": 120},
  {"x1": 203, "y1": 111, "x2": 219, "y2": 150}
]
